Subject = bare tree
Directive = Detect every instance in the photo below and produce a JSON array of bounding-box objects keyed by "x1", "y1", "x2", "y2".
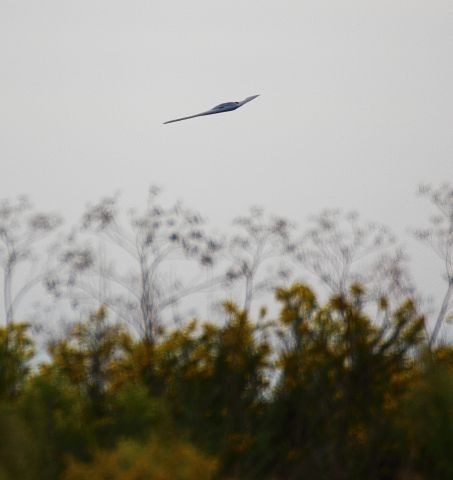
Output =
[
  {"x1": 293, "y1": 209, "x2": 416, "y2": 305},
  {"x1": 225, "y1": 207, "x2": 294, "y2": 313},
  {"x1": 413, "y1": 183, "x2": 453, "y2": 346},
  {"x1": 0, "y1": 196, "x2": 62, "y2": 325},
  {"x1": 49, "y1": 188, "x2": 223, "y2": 344}
]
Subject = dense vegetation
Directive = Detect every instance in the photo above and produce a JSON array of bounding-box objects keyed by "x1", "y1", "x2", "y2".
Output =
[
  {"x1": 1, "y1": 288, "x2": 453, "y2": 479},
  {"x1": 1, "y1": 183, "x2": 452, "y2": 479}
]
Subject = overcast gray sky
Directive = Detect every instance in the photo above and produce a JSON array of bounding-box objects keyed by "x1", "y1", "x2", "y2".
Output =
[{"x1": 1, "y1": 0, "x2": 452, "y2": 316}]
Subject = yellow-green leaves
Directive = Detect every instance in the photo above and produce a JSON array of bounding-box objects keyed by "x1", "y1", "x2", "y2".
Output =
[{"x1": 0, "y1": 322, "x2": 34, "y2": 398}]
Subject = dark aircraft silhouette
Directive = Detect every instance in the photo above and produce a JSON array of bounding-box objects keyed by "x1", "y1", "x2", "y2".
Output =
[{"x1": 163, "y1": 95, "x2": 259, "y2": 124}]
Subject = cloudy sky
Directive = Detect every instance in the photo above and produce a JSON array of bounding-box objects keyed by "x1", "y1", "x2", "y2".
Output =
[{"x1": 1, "y1": 0, "x2": 452, "y2": 316}]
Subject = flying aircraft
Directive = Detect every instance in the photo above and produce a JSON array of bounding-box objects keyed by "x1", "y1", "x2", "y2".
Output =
[{"x1": 163, "y1": 95, "x2": 259, "y2": 124}]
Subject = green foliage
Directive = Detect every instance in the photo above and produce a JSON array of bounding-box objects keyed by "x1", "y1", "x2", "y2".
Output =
[
  {"x1": 62, "y1": 436, "x2": 217, "y2": 480},
  {"x1": 0, "y1": 404, "x2": 39, "y2": 480},
  {"x1": 0, "y1": 284, "x2": 452, "y2": 480},
  {"x1": 155, "y1": 305, "x2": 270, "y2": 474},
  {"x1": 249, "y1": 284, "x2": 426, "y2": 479},
  {"x1": 398, "y1": 347, "x2": 453, "y2": 480},
  {"x1": 18, "y1": 372, "x2": 95, "y2": 479},
  {"x1": 46, "y1": 306, "x2": 126, "y2": 416},
  {"x1": 0, "y1": 322, "x2": 34, "y2": 399}
]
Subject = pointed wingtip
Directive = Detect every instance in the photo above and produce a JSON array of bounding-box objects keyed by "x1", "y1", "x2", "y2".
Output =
[{"x1": 240, "y1": 95, "x2": 260, "y2": 106}]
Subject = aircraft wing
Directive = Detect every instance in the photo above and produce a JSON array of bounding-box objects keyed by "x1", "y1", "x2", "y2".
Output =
[{"x1": 163, "y1": 109, "x2": 216, "y2": 124}]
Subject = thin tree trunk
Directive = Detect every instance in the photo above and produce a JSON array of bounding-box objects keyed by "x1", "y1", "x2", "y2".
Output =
[
  {"x1": 430, "y1": 280, "x2": 453, "y2": 346},
  {"x1": 4, "y1": 264, "x2": 13, "y2": 325}
]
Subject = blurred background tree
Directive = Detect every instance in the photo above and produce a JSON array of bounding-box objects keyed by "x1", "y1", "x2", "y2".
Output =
[
  {"x1": 413, "y1": 183, "x2": 453, "y2": 345},
  {"x1": 0, "y1": 196, "x2": 61, "y2": 324},
  {"x1": 48, "y1": 188, "x2": 223, "y2": 345}
]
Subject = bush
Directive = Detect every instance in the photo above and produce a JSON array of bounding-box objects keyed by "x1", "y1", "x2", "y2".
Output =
[{"x1": 62, "y1": 436, "x2": 217, "y2": 480}]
